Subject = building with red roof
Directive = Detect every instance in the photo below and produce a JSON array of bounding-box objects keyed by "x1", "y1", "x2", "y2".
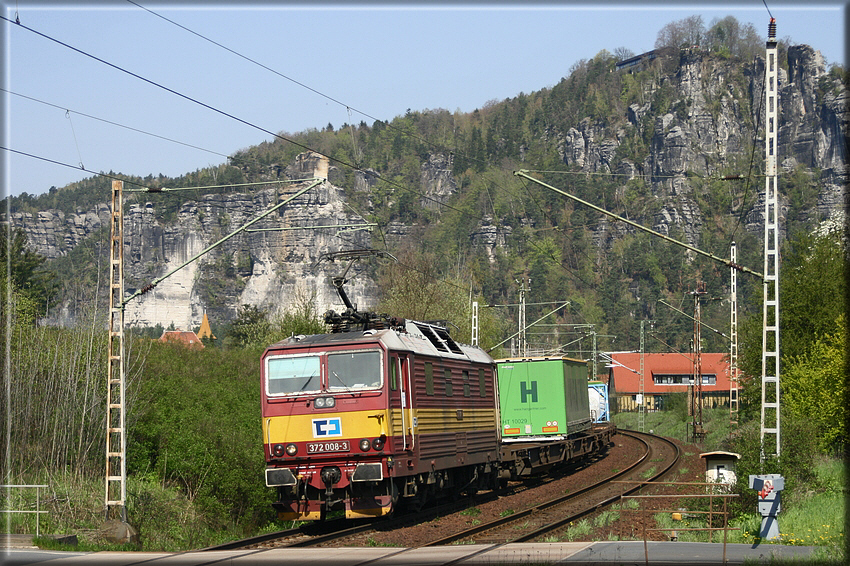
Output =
[
  {"x1": 607, "y1": 352, "x2": 734, "y2": 413},
  {"x1": 159, "y1": 330, "x2": 204, "y2": 349}
]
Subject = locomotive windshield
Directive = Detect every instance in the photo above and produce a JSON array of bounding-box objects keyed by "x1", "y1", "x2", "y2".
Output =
[
  {"x1": 327, "y1": 350, "x2": 382, "y2": 390},
  {"x1": 265, "y1": 350, "x2": 382, "y2": 396},
  {"x1": 267, "y1": 355, "x2": 321, "y2": 394}
]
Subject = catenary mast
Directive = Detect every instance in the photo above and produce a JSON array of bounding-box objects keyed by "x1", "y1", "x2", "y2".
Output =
[{"x1": 760, "y1": 18, "x2": 781, "y2": 462}]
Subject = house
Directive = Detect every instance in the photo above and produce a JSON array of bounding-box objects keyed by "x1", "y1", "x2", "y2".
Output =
[
  {"x1": 615, "y1": 46, "x2": 675, "y2": 72},
  {"x1": 607, "y1": 352, "x2": 734, "y2": 413},
  {"x1": 701, "y1": 451, "x2": 740, "y2": 492},
  {"x1": 159, "y1": 330, "x2": 204, "y2": 349}
]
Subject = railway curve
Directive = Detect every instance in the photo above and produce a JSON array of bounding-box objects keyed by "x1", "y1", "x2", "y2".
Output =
[{"x1": 208, "y1": 429, "x2": 675, "y2": 553}]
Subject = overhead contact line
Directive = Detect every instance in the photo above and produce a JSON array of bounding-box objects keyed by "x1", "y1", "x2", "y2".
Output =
[
  {"x1": 2, "y1": 87, "x2": 231, "y2": 160},
  {"x1": 2, "y1": 14, "x2": 473, "y2": 219},
  {"x1": 515, "y1": 169, "x2": 765, "y2": 280}
]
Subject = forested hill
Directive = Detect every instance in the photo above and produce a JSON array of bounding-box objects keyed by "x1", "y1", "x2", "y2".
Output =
[{"x1": 5, "y1": 15, "x2": 848, "y2": 357}]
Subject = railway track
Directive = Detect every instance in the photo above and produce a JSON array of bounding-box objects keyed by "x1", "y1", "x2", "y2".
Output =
[
  {"x1": 422, "y1": 429, "x2": 680, "y2": 546},
  {"x1": 205, "y1": 429, "x2": 673, "y2": 555},
  {"x1": 202, "y1": 470, "x2": 562, "y2": 551}
]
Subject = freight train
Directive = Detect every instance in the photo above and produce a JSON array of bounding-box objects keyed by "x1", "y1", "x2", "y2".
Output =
[{"x1": 261, "y1": 311, "x2": 614, "y2": 521}]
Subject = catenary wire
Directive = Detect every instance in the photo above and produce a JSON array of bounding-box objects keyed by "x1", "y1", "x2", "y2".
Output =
[
  {"x1": 124, "y1": 0, "x2": 474, "y2": 170},
  {"x1": 3, "y1": 146, "x2": 151, "y2": 190},
  {"x1": 7, "y1": 12, "x2": 752, "y2": 335},
  {"x1": 2, "y1": 87, "x2": 231, "y2": 160},
  {"x1": 2, "y1": 15, "x2": 477, "y2": 219}
]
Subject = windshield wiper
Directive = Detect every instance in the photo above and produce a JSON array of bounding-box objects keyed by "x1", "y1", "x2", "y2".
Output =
[
  {"x1": 299, "y1": 375, "x2": 319, "y2": 391},
  {"x1": 330, "y1": 371, "x2": 359, "y2": 396}
]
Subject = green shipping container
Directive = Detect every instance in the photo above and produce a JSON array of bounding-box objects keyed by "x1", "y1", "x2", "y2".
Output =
[{"x1": 497, "y1": 357, "x2": 591, "y2": 440}]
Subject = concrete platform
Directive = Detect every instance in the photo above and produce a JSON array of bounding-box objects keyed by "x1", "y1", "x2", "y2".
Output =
[
  {"x1": 2, "y1": 533, "x2": 78, "y2": 549},
  {"x1": 1, "y1": 540, "x2": 822, "y2": 565},
  {"x1": 0, "y1": 534, "x2": 37, "y2": 549}
]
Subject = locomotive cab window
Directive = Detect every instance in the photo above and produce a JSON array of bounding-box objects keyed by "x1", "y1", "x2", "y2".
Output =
[
  {"x1": 266, "y1": 355, "x2": 321, "y2": 395},
  {"x1": 328, "y1": 350, "x2": 382, "y2": 390}
]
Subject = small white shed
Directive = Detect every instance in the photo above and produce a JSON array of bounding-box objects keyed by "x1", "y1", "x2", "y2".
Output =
[{"x1": 700, "y1": 451, "x2": 740, "y2": 489}]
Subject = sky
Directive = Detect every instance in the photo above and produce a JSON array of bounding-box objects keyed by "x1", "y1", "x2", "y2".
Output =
[{"x1": 2, "y1": 1, "x2": 846, "y2": 198}]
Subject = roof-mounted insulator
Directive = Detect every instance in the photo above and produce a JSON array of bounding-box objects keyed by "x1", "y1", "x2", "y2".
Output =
[{"x1": 768, "y1": 18, "x2": 776, "y2": 42}]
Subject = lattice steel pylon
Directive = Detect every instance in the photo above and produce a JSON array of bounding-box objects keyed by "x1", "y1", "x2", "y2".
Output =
[
  {"x1": 517, "y1": 278, "x2": 529, "y2": 358},
  {"x1": 471, "y1": 301, "x2": 479, "y2": 347},
  {"x1": 730, "y1": 242, "x2": 739, "y2": 427},
  {"x1": 639, "y1": 320, "x2": 646, "y2": 432},
  {"x1": 760, "y1": 18, "x2": 781, "y2": 462},
  {"x1": 692, "y1": 285, "x2": 705, "y2": 437},
  {"x1": 105, "y1": 180, "x2": 127, "y2": 521}
]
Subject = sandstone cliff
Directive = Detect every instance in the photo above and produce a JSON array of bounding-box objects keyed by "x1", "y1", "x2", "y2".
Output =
[{"x1": 5, "y1": 44, "x2": 846, "y2": 331}]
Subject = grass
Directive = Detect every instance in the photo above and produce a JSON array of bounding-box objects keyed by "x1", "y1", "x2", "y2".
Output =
[
  {"x1": 612, "y1": 408, "x2": 844, "y2": 562},
  {"x1": 2, "y1": 471, "x2": 272, "y2": 552},
  {"x1": 556, "y1": 519, "x2": 592, "y2": 541},
  {"x1": 639, "y1": 466, "x2": 657, "y2": 479},
  {"x1": 612, "y1": 498, "x2": 640, "y2": 511},
  {"x1": 460, "y1": 507, "x2": 481, "y2": 516},
  {"x1": 366, "y1": 537, "x2": 398, "y2": 547},
  {"x1": 745, "y1": 458, "x2": 845, "y2": 562},
  {"x1": 612, "y1": 406, "x2": 732, "y2": 446},
  {"x1": 647, "y1": 458, "x2": 844, "y2": 563},
  {"x1": 593, "y1": 509, "x2": 619, "y2": 528}
]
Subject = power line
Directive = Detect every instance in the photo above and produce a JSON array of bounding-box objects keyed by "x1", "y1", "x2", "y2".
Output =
[
  {"x1": 2, "y1": 87, "x2": 231, "y2": 160},
  {"x1": 6, "y1": 6, "x2": 605, "y2": 286},
  {"x1": 125, "y1": 0, "x2": 534, "y2": 217},
  {"x1": 125, "y1": 0, "x2": 365, "y2": 121},
  {"x1": 6, "y1": 11, "x2": 755, "y2": 337},
  {"x1": 522, "y1": 167, "x2": 767, "y2": 181},
  {"x1": 1, "y1": 15, "x2": 316, "y2": 162},
  {"x1": 124, "y1": 0, "x2": 472, "y2": 169},
  {"x1": 1, "y1": 145, "x2": 153, "y2": 190},
  {"x1": 2, "y1": 15, "x2": 474, "y2": 218}
]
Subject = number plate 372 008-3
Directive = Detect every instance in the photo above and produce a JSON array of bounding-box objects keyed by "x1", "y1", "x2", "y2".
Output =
[{"x1": 307, "y1": 441, "x2": 350, "y2": 454}]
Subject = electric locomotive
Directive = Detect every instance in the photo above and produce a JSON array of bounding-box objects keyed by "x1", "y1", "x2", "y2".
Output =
[{"x1": 261, "y1": 313, "x2": 500, "y2": 520}]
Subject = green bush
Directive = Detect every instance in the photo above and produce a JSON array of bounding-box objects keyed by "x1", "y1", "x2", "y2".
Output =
[{"x1": 129, "y1": 342, "x2": 274, "y2": 531}]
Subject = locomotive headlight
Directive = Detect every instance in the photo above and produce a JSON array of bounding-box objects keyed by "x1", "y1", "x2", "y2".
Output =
[
  {"x1": 314, "y1": 397, "x2": 326, "y2": 408},
  {"x1": 372, "y1": 436, "x2": 385, "y2": 451},
  {"x1": 272, "y1": 444, "x2": 286, "y2": 457},
  {"x1": 359, "y1": 439, "x2": 371, "y2": 452},
  {"x1": 285, "y1": 443, "x2": 298, "y2": 456},
  {"x1": 324, "y1": 396, "x2": 336, "y2": 408}
]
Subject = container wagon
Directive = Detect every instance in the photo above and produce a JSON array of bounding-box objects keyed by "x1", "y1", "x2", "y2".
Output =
[{"x1": 496, "y1": 357, "x2": 611, "y2": 478}]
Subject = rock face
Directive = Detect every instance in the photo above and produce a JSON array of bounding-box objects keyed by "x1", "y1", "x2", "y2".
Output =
[
  {"x1": 6, "y1": 45, "x2": 847, "y2": 329},
  {"x1": 555, "y1": 46, "x2": 847, "y2": 247},
  {"x1": 10, "y1": 154, "x2": 378, "y2": 330}
]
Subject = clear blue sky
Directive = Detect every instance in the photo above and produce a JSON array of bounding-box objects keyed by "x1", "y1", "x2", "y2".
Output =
[{"x1": 2, "y1": 1, "x2": 845, "y2": 197}]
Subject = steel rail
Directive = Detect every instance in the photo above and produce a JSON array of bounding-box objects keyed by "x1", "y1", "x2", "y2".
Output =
[
  {"x1": 199, "y1": 525, "x2": 305, "y2": 551},
  {"x1": 511, "y1": 430, "x2": 681, "y2": 542},
  {"x1": 422, "y1": 430, "x2": 678, "y2": 548},
  {"x1": 420, "y1": 430, "x2": 653, "y2": 546},
  {"x1": 200, "y1": 469, "x2": 557, "y2": 552},
  {"x1": 200, "y1": 431, "x2": 653, "y2": 554}
]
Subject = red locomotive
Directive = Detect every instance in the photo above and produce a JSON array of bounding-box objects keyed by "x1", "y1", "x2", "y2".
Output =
[{"x1": 261, "y1": 314, "x2": 500, "y2": 520}]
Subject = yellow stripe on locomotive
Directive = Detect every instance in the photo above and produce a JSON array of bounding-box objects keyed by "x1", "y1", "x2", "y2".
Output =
[
  {"x1": 264, "y1": 406, "x2": 498, "y2": 452},
  {"x1": 264, "y1": 409, "x2": 391, "y2": 447}
]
